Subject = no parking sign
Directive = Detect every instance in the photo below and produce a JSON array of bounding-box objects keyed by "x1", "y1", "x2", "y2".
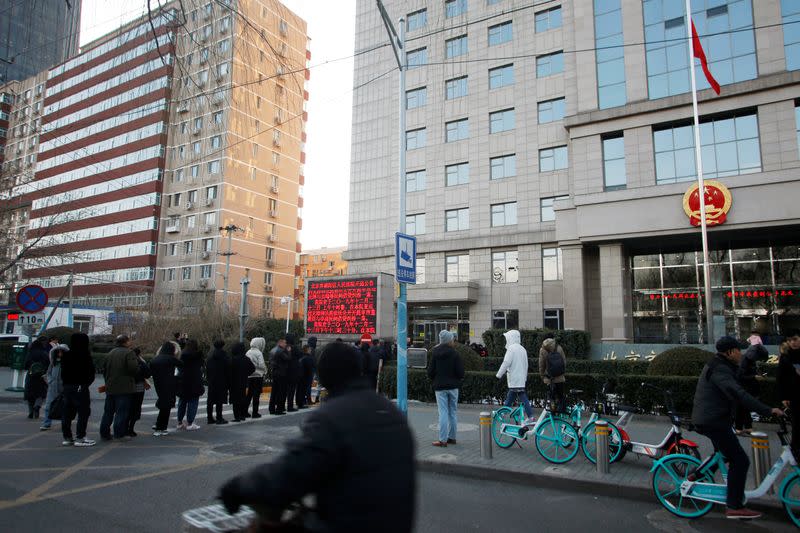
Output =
[{"x1": 15, "y1": 285, "x2": 48, "y2": 314}]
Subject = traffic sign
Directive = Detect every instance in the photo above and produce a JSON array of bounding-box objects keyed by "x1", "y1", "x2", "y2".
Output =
[
  {"x1": 16, "y1": 285, "x2": 48, "y2": 313},
  {"x1": 395, "y1": 232, "x2": 416, "y2": 284},
  {"x1": 18, "y1": 314, "x2": 44, "y2": 326}
]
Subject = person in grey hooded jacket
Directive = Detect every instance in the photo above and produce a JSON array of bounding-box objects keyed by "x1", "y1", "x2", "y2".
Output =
[
  {"x1": 40, "y1": 344, "x2": 67, "y2": 430},
  {"x1": 245, "y1": 337, "x2": 267, "y2": 418}
]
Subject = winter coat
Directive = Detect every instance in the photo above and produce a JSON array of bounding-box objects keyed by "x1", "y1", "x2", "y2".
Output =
[
  {"x1": 178, "y1": 347, "x2": 205, "y2": 399},
  {"x1": 231, "y1": 345, "x2": 255, "y2": 402},
  {"x1": 62, "y1": 334, "x2": 95, "y2": 387},
  {"x1": 778, "y1": 345, "x2": 800, "y2": 403},
  {"x1": 103, "y1": 346, "x2": 139, "y2": 395},
  {"x1": 539, "y1": 338, "x2": 567, "y2": 385},
  {"x1": 366, "y1": 345, "x2": 384, "y2": 377},
  {"x1": 428, "y1": 343, "x2": 464, "y2": 391},
  {"x1": 226, "y1": 380, "x2": 415, "y2": 533},
  {"x1": 738, "y1": 344, "x2": 768, "y2": 395},
  {"x1": 692, "y1": 353, "x2": 772, "y2": 431},
  {"x1": 288, "y1": 347, "x2": 302, "y2": 381},
  {"x1": 246, "y1": 338, "x2": 267, "y2": 378},
  {"x1": 150, "y1": 352, "x2": 183, "y2": 410},
  {"x1": 206, "y1": 347, "x2": 232, "y2": 404},
  {"x1": 133, "y1": 357, "x2": 152, "y2": 394},
  {"x1": 24, "y1": 342, "x2": 49, "y2": 401},
  {"x1": 497, "y1": 330, "x2": 529, "y2": 389},
  {"x1": 45, "y1": 346, "x2": 65, "y2": 397},
  {"x1": 300, "y1": 353, "x2": 315, "y2": 383},
  {"x1": 269, "y1": 344, "x2": 291, "y2": 379}
]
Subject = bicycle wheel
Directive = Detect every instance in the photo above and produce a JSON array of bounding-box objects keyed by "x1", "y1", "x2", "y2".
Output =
[
  {"x1": 780, "y1": 472, "x2": 800, "y2": 528},
  {"x1": 534, "y1": 415, "x2": 580, "y2": 464},
  {"x1": 491, "y1": 407, "x2": 516, "y2": 449},
  {"x1": 676, "y1": 443, "x2": 701, "y2": 462},
  {"x1": 581, "y1": 421, "x2": 625, "y2": 464},
  {"x1": 651, "y1": 455, "x2": 713, "y2": 519}
]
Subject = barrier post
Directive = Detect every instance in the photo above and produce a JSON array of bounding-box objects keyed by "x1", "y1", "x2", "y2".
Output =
[
  {"x1": 595, "y1": 420, "x2": 610, "y2": 475},
  {"x1": 480, "y1": 412, "x2": 492, "y2": 460},
  {"x1": 750, "y1": 432, "x2": 772, "y2": 495}
]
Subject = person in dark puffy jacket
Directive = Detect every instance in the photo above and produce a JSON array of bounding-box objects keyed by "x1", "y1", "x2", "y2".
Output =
[
  {"x1": 778, "y1": 329, "x2": 800, "y2": 457},
  {"x1": 219, "y1": 341, "x2": 416, "y2": 533},
  {"x1": 126, "y1": 347, "x2": 152, "y2": 437},
  {"x1": 427, "y1": 330, "x2": 464, "y2": 447},
  {"x1": 149, "y1": 341, "x2": 183, "y2": 436},
  {"x1": 734, "y1": 343, "x2": 768, "y2": 434},
  {"x1": 268, "y1": 336, "x2": 291, "y2": 415},
  {"x1": 62, "y1": 333, "x2": 96, "y2": 446},
  {"x1": 176, "y1": 339, "x2": 205, "y2": 430},
  {"x1": 230, "y1": 342, "x2": 254, "y2": 422},
  {"x1": 206, "y1": 339, "x2": 231, "y2": 425},
  {"x1": 24, "y1": 336, "x2": 50, "y2": 419}
]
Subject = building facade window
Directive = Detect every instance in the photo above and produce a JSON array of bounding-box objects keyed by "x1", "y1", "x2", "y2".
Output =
[
  {"x1": 603, "y1": 133, "x2": 626, "y2": 189},
  {"x1": 784, "y1": 0, "x2": 800, "y2": 70},
  {"x1": 406, "y1": 87, "x2": 427, "y2": 109},
  {"x1": 445, "y1": 162, "x2": 469, "y2": 186},
  {"x1": 446, "y1": 207, "x2": 469, "y2": 232},
  {"x1": 489, "y1": 108, "x2": 515, "y2": 133},
  {"x1": 644, "y1": 0, "x2": 757, "y2": 100},
  {"x1": 543, "y1": 247, "x2": 563, "y2": 281},
  {"x1": 491, "y1": 202, "x2": 517, "y2": 227},
  {"x1": 406, "y1": 213, "x2": 426, "y2": 235},
  {"x1": 492, "y1": 309, "x2": 519, "y2": 329},
  {"x1": 446, "y1": 35, "x2": 468, "y2": 58},
  {"x1": 538, "y1": 98, "x2": 565, "y2": 123},
  {"x1": 490, "y1": 154, "x2": 516, "y2": 179},
  {"x1": 407, "y1": 47, "x2": 427, "y2": 68},
  {"x1": 446, "y1": 0, "x2": 468, "y2": 18},
  {"x1": 541, "y1": 195, "x2": 568, "y2": 222},
  {"x1": 595, "y1": 0, "x2": 626, "y2": 109},
  {"x1": 653, "y1": 111, "x2": 760, "y2": 184},
  {"x1": 488, "y1": 21, "x2": 513, "y2": 46},
  {"x1": 182, "y1": 267, "x2": 192, "y2": 280},
  {"x1": 544, "y1": 308, "x2": 564, "y2": 329},
  {"x1": 446, "y1": 254, "x2": 469, "y2": 282},
  {"x1": 445, "y1": 76, "x2": 468, "y2": 99},
  {"x1": 489, "y1": 64, "x2": 514, "y2": 89},
  {"x1": 406, "y1": 128, "x2": 427, "y2": 150},
  {"x1": 539, "y1": 146, "x2": 568, "y2": 172},
  {"x1": 407, "y1": 9, "x2": 427, "y2": 31},
  {"x1": 446, "y1": 118, "x2": 469, "y2": 142},
  {"x1": 200, "y1": 265, "x2": 212, "y2": 278},
  {"x1": 535, "y1": 6, "x2": 562, "y2": 32},
  {"x1": 416, "y1": 256, "x2": 426, "y2": 284},
  {"x1": 492, "y1": 250, "x2": 518, "y2": 283},
  {"x1": 406, "y1": 169, "x2": 426, "y2": 192},
  {"x1": 536, "y1": 51, "x2": 564, "y2": 77}
]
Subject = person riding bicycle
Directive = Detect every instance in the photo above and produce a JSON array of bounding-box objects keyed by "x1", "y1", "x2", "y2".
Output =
[
  {"x1": 691, "y1": 335, "x2": 784, "y2": 521},
  {"x1": 496, "y1": 330, "x2": 534, "y2": 424},
  {"x1": 219, "y1": 341, "x2": 416, "y2": 532}
]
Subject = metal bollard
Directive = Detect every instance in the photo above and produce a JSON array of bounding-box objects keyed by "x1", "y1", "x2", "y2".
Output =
[
  {"x1": 751, "y1": 431, "x2": 772, "y2": 494},
  {"x1": 595, "y1": 420, "x2": 610, "y2": 475},
  {"x1": 480, "y1": 411, "x2": 492, "y2": 459}
]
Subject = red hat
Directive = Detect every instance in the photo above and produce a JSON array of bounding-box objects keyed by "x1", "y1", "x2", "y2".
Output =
[{"x1": 360, "y1": 333, "x2": 372, "y2": 343}]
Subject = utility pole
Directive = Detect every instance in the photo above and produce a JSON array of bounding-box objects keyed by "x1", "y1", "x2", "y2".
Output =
[
  {"x1": 67, "y1": 271, "x2": 74, "y2": 329},
  {"x1": 219, "y1": 224, "x2": 240, "y2": 312},
  {"x1": 281, "y1": 296, "x2": 293, "y2": 333},
  {"x1": 239, "y1": 268, "x2": 250, "y2": 342}
]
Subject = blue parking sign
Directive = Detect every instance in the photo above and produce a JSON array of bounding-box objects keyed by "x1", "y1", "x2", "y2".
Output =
[{"x1": 395, "y1": 233, "x2": 416, "y2": 284}]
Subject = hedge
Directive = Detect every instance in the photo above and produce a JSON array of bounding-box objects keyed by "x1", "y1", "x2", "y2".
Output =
[
  {"x1": 647, "y1": 346, "x2": 715, "y2": 376},
  {"x1": 481, "y1": 328, "x2": 591, "y2": 360},
  {"x1": 481, "y1": 357, "x2": 651, "y2": 376}
]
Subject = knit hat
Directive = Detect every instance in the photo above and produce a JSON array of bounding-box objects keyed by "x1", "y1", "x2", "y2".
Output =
[
  {"x1": 360, "y1": 333, "x2": 372, "y2": 343},
  {"x1": 716, "y1": 335, "x2": 746, "y2": 353},
  {"x1": 439, "y1": 330, "x2": 454, "y2": 345}
]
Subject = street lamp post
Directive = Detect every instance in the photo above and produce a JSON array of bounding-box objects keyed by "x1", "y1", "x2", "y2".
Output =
[{"x1": 280, "y1": 296, "x2": 293, "y2": 333}]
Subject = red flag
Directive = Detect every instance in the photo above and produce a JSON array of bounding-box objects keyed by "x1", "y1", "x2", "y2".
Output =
[{"x1": 691, "y1": 20, "x2": 720, "y2": 95}]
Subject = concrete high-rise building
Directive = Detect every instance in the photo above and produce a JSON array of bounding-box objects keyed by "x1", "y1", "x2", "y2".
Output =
[
  {"x1": 347, "y1": 0, "x2": 800, "y2": 346},
  {"x1": 297, "y1": 246, "x2": 347, "y2": 319},
  {"x1": 0, "y1": 0, "x2": 82, "y2": 83}
]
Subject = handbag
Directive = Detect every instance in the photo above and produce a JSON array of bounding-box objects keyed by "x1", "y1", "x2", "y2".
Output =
[{"x1": 49, "y1": 393, "x2": 64, "y2": 420}]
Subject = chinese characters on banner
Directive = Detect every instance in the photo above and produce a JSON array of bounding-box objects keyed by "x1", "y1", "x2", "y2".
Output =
[
  {"x1": 306, "y1": 277, "x2": 378, "y2": 335},
  {"x1": 647, "y1": 290, "x2": 796, "y2": 300}
]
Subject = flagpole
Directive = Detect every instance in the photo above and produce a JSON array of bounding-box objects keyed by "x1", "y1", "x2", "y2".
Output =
[{"x1": 685, "y1": 0, "x2": 714, "y2": 344}]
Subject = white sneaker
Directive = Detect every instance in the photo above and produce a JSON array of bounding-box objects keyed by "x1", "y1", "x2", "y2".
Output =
[
  {"x1": 176, "y1": 423, "x2": 187, "y2": 431},
  {"x1": 62, "y1": 439, "x2": 74, "y2": 446},
  {"x1": 74, "y1": 437, "x2": 96, "y2": 447},
  {"x1": 153, "y1": 430, "x2": 167, "y2": 437},
  {"x1": 186, "y1": 424, "x2": 201, "y2": 431}
]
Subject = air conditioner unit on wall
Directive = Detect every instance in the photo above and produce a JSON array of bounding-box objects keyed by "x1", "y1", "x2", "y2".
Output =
[
  {"x1": 185, "y1": 202, "x2": 194, "y2": 210},
  {"x1": 198, "y1": 279, "x2": 208, "y2": 288},
  {"x1": 263, "y1": 284, "x2": 273, "y2": 292},
  {"x1": 270, "y1": 185, "x2": 279, "y2": 194},
  {"x1": 201, "y1": 251, "x2": 210, "y2": 259}
]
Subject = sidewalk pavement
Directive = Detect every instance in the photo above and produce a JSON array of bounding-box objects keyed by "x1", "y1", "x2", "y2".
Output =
[{"x1": 409, "y1": 402, "x2": 787, "y2": 513}]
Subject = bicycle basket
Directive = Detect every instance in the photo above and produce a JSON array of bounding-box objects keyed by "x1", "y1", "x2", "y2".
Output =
[{"x1": 182, "y1": 504, "x2": 255, "y2": 533}]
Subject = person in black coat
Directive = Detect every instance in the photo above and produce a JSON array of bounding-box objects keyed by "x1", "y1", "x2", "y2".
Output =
[
  {"x1": 427, "y1": 330, "x2": 465, "y2": 447},
  {"x1": 297, "y1": 345, "x2": 315, "y2": 409},
  {"x1": 177, "y1": 339, "x2": 205, "y2": 430},
  {"x1": 62, "y1": 333, "x2": 96, "y2": 446},
  {"x1": 779, "y1": 329, "x2": 800, "y2": 456},
  {"x1": 127, "y1": 347, "x2": 152, "y2": 437},
  {"x1": 285, "y1": 334, "x2": 301, "y2": 412},
  {"x1": 219, "y1": 341, "x2": 416, "y2": 533},
  {"x1": 149, "y1": 342, "x2": 183, "y2": 435},
  {"x1": 24, "y1": 336, "x2": 50, "y2": 419},
  {"x1": 735, "y1": 343, "x2": 769, "y2": 434},
  {"x1": 230, "y1": 342, "x2": 254, "y2": 422},
  {"x1": 268, "y1": 336, "x2": 292, "y2": 415},
  {"x1": 206, "y1": 339, "x2": 232, "y2": 425}
]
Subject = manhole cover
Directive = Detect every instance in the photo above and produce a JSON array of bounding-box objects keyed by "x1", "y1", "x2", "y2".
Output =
[
  {"x1": 543, "y1": 465, "x2": 571, "y2": 476},
  {"x1": 427, "y1": 423, "x2": 478, "y2": 432},
  {"x1": 428, "y1": 453, "x2": 458, "y2": 463},
  {"x1": 203, "y1": 442, "x2": 279, "y2": 458}
]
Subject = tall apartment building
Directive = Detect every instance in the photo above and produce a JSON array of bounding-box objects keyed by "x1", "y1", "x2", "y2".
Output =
[
  {"x1": 3, "y1": 0, "x2": 308, "y2": 317},
  {"x1": 0, "y1": 0, "x2": 82, "y2": 83},
  {"x1": 297, "y1": 246, "x2": 347, "y2": 318},
  {"x1": 347, "y1": 0, "x2": 800, "y2": 346}
]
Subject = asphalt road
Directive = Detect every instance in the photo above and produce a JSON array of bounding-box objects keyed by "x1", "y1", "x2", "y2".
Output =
[{"x1": 0, "y1": 398, "x2": 795, "y2": 532}]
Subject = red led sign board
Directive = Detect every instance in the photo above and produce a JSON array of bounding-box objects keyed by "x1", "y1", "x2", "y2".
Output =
[{"x1": 306, "y1": 277, "x2": 378, "y2": 335}]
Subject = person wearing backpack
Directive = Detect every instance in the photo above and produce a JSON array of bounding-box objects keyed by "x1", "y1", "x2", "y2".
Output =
[
  {"x1": 24, "y1": 337, "x2": 50, "y2": 419},
  {"x1": 539, "y1": 335, "x2": 567, "y2": 412},
  {"x1": 496, "y1": 330, "x2": 534, "y2": 424}
]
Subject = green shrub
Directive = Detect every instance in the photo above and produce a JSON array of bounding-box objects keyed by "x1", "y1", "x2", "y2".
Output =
[
  {"x1": 453, "y1": 342, "x2": 483, "y2": 371},
  {"x1": 481, "y1": 328, "x2": 591, "y2": 359},
  {"x1": 647, "y1": 346, "x2": 714, "y2": 376},
  {"x1": 567, "y1": 359, "x2": 651, "y2": 376}
]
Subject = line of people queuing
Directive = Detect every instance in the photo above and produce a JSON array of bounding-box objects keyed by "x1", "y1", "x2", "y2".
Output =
[{"x1": 23, "y1": 331, "x2": 320, "y2": 446}]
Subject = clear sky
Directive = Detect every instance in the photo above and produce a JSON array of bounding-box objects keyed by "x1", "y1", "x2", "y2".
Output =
[{"x1": 79, "y1": 0, "x2": 356, "y2": 251}]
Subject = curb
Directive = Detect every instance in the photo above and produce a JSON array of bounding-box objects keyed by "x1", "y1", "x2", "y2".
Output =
[{"x1": 417, "y1": 458, "x2": 785, "y2": 517}]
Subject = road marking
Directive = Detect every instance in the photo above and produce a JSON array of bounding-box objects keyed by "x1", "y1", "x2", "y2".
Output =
[{"x1": 0, "y1": 431, "x2": 45, "y2": 451}]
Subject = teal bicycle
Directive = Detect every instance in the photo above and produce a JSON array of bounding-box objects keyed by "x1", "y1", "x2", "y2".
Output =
[{"x1": 651, "y1": 415, "x2": 800, "y2": 526}]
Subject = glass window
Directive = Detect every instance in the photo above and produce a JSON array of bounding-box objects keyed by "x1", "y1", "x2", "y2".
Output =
[
  {"x1": 445, "y1": 76, "x2": 468, "y2": 99},
  {"x1": 603, "y1": 133, "x2": 626, "y2": 189},
  {"x1": 491, "y1": 202, "x2": 517, "y2": 227},
  {"x1": 539, "y1": 146, "x2": 568, "y2": 172},
  {"x1": 446, "y1": 162, "x2": 469, "y2": 186},
  {"x1": 184, "y1": 240, "x2": 194, "y2": 254},
  {"x1": 406, "y1": 169, "x2": 426, "y2": 192},
  {"x1": 488, "y1": 21, "x2": 513, "y2": 46},
  {"x1": 446, "y1": 118, "x2": 469, "y2": 142},
  {"x1": 406, "y1": 213, "x2": 426, "y2": 235},
  {"x1": 536, "y1": 51, "x2": 564, "y2": 77},
  {"x1": 406, "y1": 87, "x2": 427, "y2": 109},
  {"x1": 406, "y1": 128, "x2": 427, "y2": 150},
  {"x1": 192, "y1": 141, "x2": 201, "y2": 154},
  {"x1": 538, "y1": 98, "x2": 565, "y2": 124},
  {"x1": 446, "y1": 254, "x2": 470, "y2": 282},
  {"x1": 407, "y1": 47, "x2": 427, "y2": 69},
  {"x1": 492, "y1": 309, "x2": 519, "y2": 329},
  {"x1": 492, "y1": 250, "x2": 518, "y2": 283},
  {"x1": 206, "y1": 185, "x2": 218, "y2": 199},
  {"x1": 407, "y1": 9, "x2": 427, "y2": 31},
  {"x1": 211, "y1": 135, "x2": 221, "y2": 149},
  {"x1": 446, "y1": 207, "x2": 469, "y2": 231},
  {"x1": 541, "y1": 195, "x2": 568, "y2": 222},
  {"x1": 200, "y1": 265, "x2": 212, "y2": 279},
  {"x1": 446, "y1": 0, "x2": 468, "y2": 18},
  {"x1": 535, "y1": 7, "x2": 562, "y2": 32},
  {"x1": 190, "y1": 165, "x2": 199, "y2": 178},
  {"x1": 490, "y1": 154, "x2": 516, "y2": 179},
  {"x1": 595, "y1": 0, "x2": 626, "y2": 109},
  {"x1": 416, "y1": 256, "x2": 426, "y2": 284},
  {"x1": 446, "y1": 35, "x2": 468, "y2": 58},
  {"x1": 168, "y1": 243, "x2": 177, "y2": 256},
  {"x1": 213, "y1": 111, "x2": 223, "y2": 123},
  {"x1": 182, "y1": 267, "x2": 192, "y2": 280},
  {"x1": 489, "y1": 64, "x2": 514, "y2": 89},
  {"x1": 489, "y1": 108, "x2": 515, "y2": 133},
  {"x1": 543, "y1": 247, "x2": 563, "y2": 280},
  {"x1": 207, "y1": 160, "x2": 221, "y2": 174},
  {"x1": 544, "y1": 309, "x2": 564, "y2": 329},
  {"x1": 653, "y1": 111, "x2": 760, "y2": 184},
  {"x1": 203, "y1": 238, "x2": 214, "y2": 251},
  {"x1": 784, "y1": 0, "x2": 800, "y2": 70}
]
